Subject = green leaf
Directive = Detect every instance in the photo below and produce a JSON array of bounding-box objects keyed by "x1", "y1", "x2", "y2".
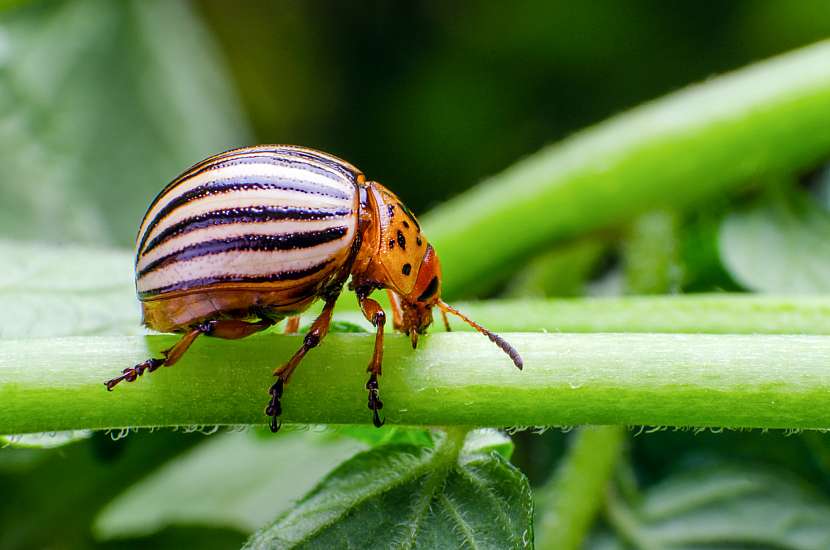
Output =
[
  {"x1": 94, "y1": 430, "x2": 367, "y2": 540},
  {"x1": 601, "y1": 465, "x2": 830, "y2": 549},
  {"x1": 0, "y1": 429, "x2": 90, "y2": 448},
  {"x1": 96, "y1": 526, "x2": 247, "y2": 550},
  {"x1": 0, "y1": 0, "x2": 250, "y2": 245},
  {"x1": 332, "y1": 425, "x2": 435, "y2": 448},
  {"x1": 719, "y1": 186, "x2": 830, "y2": 293},
  {"x1": 0, "y1": 430, "x2": 204, "y2": 549},
  {"x1": 244, "y1": 428, "x2": 533, "y2": 549},
  {"x1": 0, "y1": 240, "x2": 139, "y2": 339}
]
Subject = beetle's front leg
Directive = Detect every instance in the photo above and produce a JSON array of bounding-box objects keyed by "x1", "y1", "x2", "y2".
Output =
[
  {"x1": 359, "y1": 295, "x2": 386, "y2": 428},
  {"x1": 267, "y1": 296, "x2": 337, "y2": 433}
]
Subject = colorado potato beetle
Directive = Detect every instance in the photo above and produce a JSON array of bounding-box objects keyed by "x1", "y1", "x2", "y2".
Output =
[{"x1": 105, "y1": 145, "x2": 522, "y2": 431}]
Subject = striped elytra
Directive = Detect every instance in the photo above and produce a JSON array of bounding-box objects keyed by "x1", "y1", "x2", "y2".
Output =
[
  {"x1": 107, "y1": 145, "x2": 523, "y2": 432},
  {"x1": 135, "y1": 145, "x2": 361, "y2": 303}
]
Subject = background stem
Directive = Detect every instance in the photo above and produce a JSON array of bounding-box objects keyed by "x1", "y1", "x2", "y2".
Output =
[
  {"x1": 2, "y1": 332, "x2": 830, "y2": 434},
  {"x1": 423, "y1": 40, "x2": 830, "y2": 297},
  {"x1": 535, "y1": 426, "x2": 627, "y2": 550}
]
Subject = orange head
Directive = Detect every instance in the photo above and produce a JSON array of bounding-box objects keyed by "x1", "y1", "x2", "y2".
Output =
[
  {"x1": 353, "y1": 181, "x2": 522, "y2": 369},
  {"x1": 388, "y1": 241, "x2": 442, "y2": 346}
]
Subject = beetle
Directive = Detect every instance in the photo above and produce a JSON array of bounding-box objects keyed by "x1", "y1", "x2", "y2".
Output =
[{"x1": 104, "y1": 145, "x2": 522, "y2": 431}]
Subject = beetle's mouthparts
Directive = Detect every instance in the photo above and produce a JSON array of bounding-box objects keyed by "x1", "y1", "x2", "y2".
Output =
[{"x1": 437, "y1": 300, "x2": 523, "y2": 370}]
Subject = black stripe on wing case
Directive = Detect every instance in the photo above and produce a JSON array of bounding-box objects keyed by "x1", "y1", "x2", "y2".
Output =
[
  {"x1": 138, "y1": 180, "x2": 351, "y2": 253},
  {"x1": 139, "y1": 147, "x2": 358, "y2": 236},
  {"x1": 237, "y1": 152, "x2": 358, "y2": 184},
  {"x1": 277, "y1": 148, "x2": 360, "y2": 181},
  {"x1": 138, "y1": 259, "x2": 334, "y2": 298},
  {"x1": 141, "y1": 206, "x2": 353, "y2": 256},
  {"x1": 138, "y1": 226, "x2": 350, "y2": 278},
  {"x1": 154, "y1": 152, "x2": 357, "y2": 208},
  {"x1": 180, "y1": 154, "x2": 356, "y2": 190}
]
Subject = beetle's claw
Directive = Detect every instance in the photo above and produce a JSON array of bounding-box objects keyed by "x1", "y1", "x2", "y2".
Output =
[
  {"x1": 266, "y1": 378, "x2": 284, "y2": 433},
  {"x1": 366, "y1": 374, "x2": 385, "y2": 427},
  {"x1": 372, "y1": 406, "x2": 385, "y2": 428},
  {"x1": 270, "y1": 414, "x2": 282, "y2": 433}
]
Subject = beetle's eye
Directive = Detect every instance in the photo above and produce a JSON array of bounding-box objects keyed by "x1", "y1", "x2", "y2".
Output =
[{"x1": 417, "y1": 276, "x2": 439, "y2": 302}]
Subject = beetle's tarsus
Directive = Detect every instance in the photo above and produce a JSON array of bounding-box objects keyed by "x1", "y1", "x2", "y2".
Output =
[
  {"x1": 266, "y1": 377, "x2": 284, "y2": 433},
  {"x1": 104, "y1": 358, "x2": 164, "y2": 390},
  {"x1": 263, "y1": 296, "x2": 338, "y2": 434},
  {"x1": 366, "y1": 373, "x2": 385, "y2": 427}
]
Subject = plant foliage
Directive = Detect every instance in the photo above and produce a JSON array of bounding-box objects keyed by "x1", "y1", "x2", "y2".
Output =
[{"x1": 2, "y1": 3, "x2": 830, "y2": 549}]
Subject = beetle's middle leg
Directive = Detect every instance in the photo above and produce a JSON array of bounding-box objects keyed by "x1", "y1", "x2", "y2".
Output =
[
  {"x1": 359, "y1": 295, "x2": 386, "y2": 428},
  {"x1": 267, "y1": 296, "x2": 338, "y2": 433},
  {"x1": 104, "y1": 319, "x2": 273, "y2": 390}
]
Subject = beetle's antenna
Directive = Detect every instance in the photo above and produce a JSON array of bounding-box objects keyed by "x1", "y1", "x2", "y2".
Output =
[{"x1": 437, "y1": 300, "x2": 523, "y2": 370}]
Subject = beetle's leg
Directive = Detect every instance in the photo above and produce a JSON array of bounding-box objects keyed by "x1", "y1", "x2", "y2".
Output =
[
  {"x1": 104, "y1": 319, "x2": 273, "y2": 390},
  {"x1": 359, "y1": 296, "x2": 386, "y2": 428},
  {"x1": 386, "y1": 289, "x2": 405, "y2": 332},
  {"x1": 267, "y1": 296, "x2": 338, "y2": 433},
  {"x1": 284, "y1": 316, "x2": 301, "y2": 334},
  {"x1": 104, "y1": 327, "x2": 202, "y2": 390},
  {"x1": 440, "y1": 309, "x2": 452, "y2": 332}
]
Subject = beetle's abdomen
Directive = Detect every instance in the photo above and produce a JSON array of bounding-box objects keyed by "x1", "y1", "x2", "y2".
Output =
[{"x1": 135, "y1": 146, "x2": 361, "y2": 302}]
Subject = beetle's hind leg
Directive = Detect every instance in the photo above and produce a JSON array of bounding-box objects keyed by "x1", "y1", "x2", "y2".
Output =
[
  {"x1": 105, "y1": 327, "x2": 203, "y2": 390},
  {"x1": 358, "y1": 295, "x2": 386, "y2": 428},
  {"x1": 267, "y1": 297, "x2": 338, "y2": 433},
  {"x1": 283, "y1": 315, "x2": 301, "y2": 334},
  {"x1": 105, "y1": 319, "x2": 274, "y2": 390}
]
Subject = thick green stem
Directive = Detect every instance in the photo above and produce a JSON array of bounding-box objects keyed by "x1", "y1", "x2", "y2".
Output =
[
  {"x1": 2, "y1": 332, "x2": 830, "y2": 434},
  {"x1": 535, "y1": 426, "x2": 626, "y2": 550},
  {"x1": 423, "y1": 40, "x2": 830, "y2": 297}
]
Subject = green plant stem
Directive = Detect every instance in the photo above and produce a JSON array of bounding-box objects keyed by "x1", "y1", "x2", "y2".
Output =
[
  {"x1": 535, "y1": 426, "x2": 626, "y2": 550},
  {"x1": 623, "y1": 210, "x2": 683, "y2": 295},
  {"x1": 424, "y1": 40, "x2": 830, "y2": 297},
  {"x1": 2, "y1": 332, "x2": 830, "y2": 434},
  {"x1": 334, "y1": 294, "x2": 830, "y2": 335}
]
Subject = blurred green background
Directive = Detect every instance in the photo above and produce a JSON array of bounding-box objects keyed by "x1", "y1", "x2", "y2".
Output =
[
  {"x1": 2, "y1": 0, "x2": 829, "y2": 246},
  {"x1": 2, "y1": 1, "x2": 830, "y2": 549}
]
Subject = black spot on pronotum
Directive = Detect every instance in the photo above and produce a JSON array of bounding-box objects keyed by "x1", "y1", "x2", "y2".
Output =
[
  {"x1": 417, "y1": 276, "x2": 439, "y2": 302},
  {"x1": 388, "y1": 239, "x2": 395, "y2": 250},
  {"x1": 397, "y1": 202, "x2": 421, "y2": 231},
  {"x1": 396, "y1": 230, "x2": 406, "y2": 250},
  {"x1": 402, "y1": 263, "x2": 411, "y2": 276},
  {"x1": 402, "y1": 220, "x2": 409, "y2": 229}
]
